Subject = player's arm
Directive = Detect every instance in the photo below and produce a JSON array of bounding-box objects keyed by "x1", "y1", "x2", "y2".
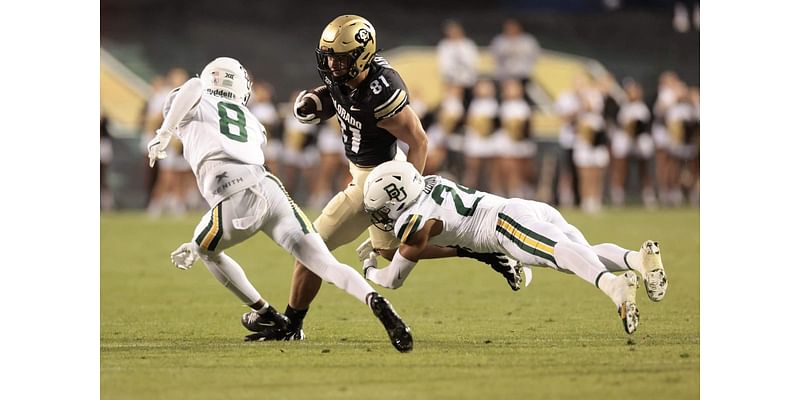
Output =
[
  {"x1": 364, "y1": 219, "x2": 440, "y2": 289},
  {"x1": 377, "y1": 105, "x2": 428, "y2": 173},
  {"x1": 148, "y1": 78, "x2": 202, "y2": 167}
]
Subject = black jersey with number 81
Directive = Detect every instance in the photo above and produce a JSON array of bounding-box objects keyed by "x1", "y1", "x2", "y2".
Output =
[{"x1": 324, "y1": 56, "x2": 410, "y2": 167}]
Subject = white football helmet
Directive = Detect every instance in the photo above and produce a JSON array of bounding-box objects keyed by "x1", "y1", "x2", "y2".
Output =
[
  {"x1": 200, "y1": 57, "x2": 252, "y2": 106},
  {"x1": 363, "y1": 160, "x2": 424, "y2": 231}
]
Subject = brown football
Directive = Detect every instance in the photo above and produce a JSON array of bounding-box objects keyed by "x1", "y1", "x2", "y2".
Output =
[{"x1": 299, "y1": 85, "x2": 336, "y2": 120}]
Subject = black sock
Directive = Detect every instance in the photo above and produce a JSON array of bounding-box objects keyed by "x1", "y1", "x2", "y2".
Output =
[{"x1": 284, "y1": 305, "x2": 308, "y2": 331}]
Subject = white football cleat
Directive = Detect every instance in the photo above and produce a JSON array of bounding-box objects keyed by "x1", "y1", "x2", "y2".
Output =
[
  {"x1": 612, "y1": 271, "x2": 640, "y2": 335},
  {"x1": 641, "y1": 240, "x2": 668, "y2": 302}
]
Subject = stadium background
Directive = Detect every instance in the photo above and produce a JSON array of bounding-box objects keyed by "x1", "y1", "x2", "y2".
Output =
[
  {"x1": 100, "y1": 2, "x2": 700, "y2": 399},
  {"x1": 100, "y1": 0, "x2": 699, "y2": 211}
]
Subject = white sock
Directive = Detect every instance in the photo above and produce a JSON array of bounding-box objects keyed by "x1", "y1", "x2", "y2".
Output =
[
  {"x1": 596, "y1": 271, "x2": 619, "y2": 305},
  {"x1": 199, "y1": 251, "x2": 262, "y2": 305},
  {"x1": 293, "y1": 234, "x2": 375, "y2": 305},
  {"x1": 593, "y1": 243, "x2": 643, "y2": 274},
  {"x1": 553, "y1": 241, "x2": 610, "y2": 286}
]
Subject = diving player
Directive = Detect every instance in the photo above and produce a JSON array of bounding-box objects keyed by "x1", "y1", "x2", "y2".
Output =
[{"x1": 361, "y1": 160, "x2": 669, "y2": 335}]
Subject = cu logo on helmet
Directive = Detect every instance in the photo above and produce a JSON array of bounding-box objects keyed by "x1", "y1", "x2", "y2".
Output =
[
  {"x1": 383, "y1": 183, "x2": 407, "y2": 201},
  {"x1": 355, "y1": 28, "x2": 372, "y2": 45}
]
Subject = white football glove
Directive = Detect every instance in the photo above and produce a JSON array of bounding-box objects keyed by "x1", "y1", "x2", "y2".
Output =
[
  {"x1": 170, "y1": 242, "x2": 199, "y2": 270},
  {"x1": 362, "y1": 250, "x2": 379, "y2": 278},
  {"x1": 355, "y1": 238, "x2": 376, "y2": 262},
  {"x1": 147, "y1": 128, "x2": 173, "y2": 168},
  {"x1": 293, "y1": 90, "x2": 321, "y2": 125}
]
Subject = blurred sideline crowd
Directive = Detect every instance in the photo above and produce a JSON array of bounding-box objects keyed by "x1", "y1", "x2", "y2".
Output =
[{"x1": 100, "y1": 18, "x2": 699, "y2": 216}]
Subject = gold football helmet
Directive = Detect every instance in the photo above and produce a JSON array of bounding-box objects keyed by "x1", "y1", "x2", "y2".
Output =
[{"x1": 316, "y1": 15, "x2": 377, "y2": 84}]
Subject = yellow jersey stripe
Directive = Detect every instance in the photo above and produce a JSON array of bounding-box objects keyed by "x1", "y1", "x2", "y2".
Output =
[
  {"x1": 496, "y1": 219, "x2": 555, "y2": 256},
  {"x1": 400, "y1": 214, "x2": 420, "y2": 243},
  {"x1": 200, "y1": 206, "x2": 220, "y2": 249}
]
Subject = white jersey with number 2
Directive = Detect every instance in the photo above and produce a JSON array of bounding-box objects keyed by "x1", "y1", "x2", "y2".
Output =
[{"x1": 392, "y1": 176, "x2": 506, "y2": 254}]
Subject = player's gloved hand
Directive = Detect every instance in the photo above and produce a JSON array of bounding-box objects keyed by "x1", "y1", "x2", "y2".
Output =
[
  {"x1": 293, "y1": 90, "x2": 321, "y2": 125},
  {"x1": 455, "y1": 247, "x2": 505, "y2": 265},
  {"x1": 170, "y1": 242, "x2": 199, "y2": 270},
  {"x1": 362, "y1": 250, "x2": 379, "y2": 278},
  {"x1": 356, "y1": 239, "x2": 376, "y2": 262},
  {"x1": 455, "y1": 247, "x2": 521, "y2": 291},
  {"x1": 147, "y1": 128, "x2": 173, "y2": 167}
]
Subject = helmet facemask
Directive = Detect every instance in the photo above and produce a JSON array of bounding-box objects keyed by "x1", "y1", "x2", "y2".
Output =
[
  {"x1": 367, "y1": 203, "x2": 397, "y2": 232},
  {"x1": 316, "y1": 47, "x2": 363, "y2": 84}
]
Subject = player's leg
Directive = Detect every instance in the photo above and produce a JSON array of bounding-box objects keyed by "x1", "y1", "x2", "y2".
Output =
[
  {"x1": 537, "y1": 199, "x2": 668, "y2": 302},
  {"x1": 258, "y1": 167, "x2": 372, "y2": 337},
  {"x1": 175, "y1": 192, "x2": 290, "y2": 334},
  {"x1": 289, "y1": 234, "x2": 413, "y2": 353},
  {"x1": 252, "y1": 174, "x2": 412, "y2": 351},
  {"x1": 593, "y1": 241, "x2": 668, "y2": 302},
  {"x1": 496, "y1": 203, "x2": 640, "y2": 333}
]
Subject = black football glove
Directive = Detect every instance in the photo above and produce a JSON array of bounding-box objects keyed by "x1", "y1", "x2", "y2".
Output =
[{"x1": 455, "y1": 247, "x2": 521, "y2": 291}]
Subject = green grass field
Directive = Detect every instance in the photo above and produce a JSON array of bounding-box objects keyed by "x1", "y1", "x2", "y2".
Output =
[{"x1": 101, "y1": 208, "x2": 699, "y2": 400}]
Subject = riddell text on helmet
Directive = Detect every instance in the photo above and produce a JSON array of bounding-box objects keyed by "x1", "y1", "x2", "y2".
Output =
[{"x1": 206, "y1": 88, "x2": 235, "y2": 99}]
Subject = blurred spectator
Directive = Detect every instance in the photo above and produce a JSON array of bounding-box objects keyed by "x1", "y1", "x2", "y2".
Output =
[
  {"x1": 100, "y1": 113, "x2": 114, "y2": 211},
  {"x1": 280, "y1": 90, "x2": 319, "y2": 201},
  {"x1": 403, "y1": 85, "x2": 443, "y2": 176},
  {"x1": 573, "y1": 79, "x2": 607, "y2": 214},
  {"x1": 492, "y1": 79, "x2": 536, "y2": 198},
  {"x1": 145, "y1": 68, "x2": 196, "y2": 217},
  {"x1": 673, "y1": 1, "x2": 691, "y2": 33},
  {"x1": 688, "y1": 86, "x2": 700, "y2": 206},
  {"x1": 430, "y1": 84, "x2": 466, "y2": 178},
  {"x1": 665, "y1": 82, "x2": 698, "y2": 207},
  {"x1": 553, "y1": 75, "x2": 586, "y2": 207},
  {"x1": 610, "y1": 79, "x2": 656, "y2": 208},
  {"x1": 489, "y1": 18, "x2": 541, "y2": 105},
  {"x1": 308, "y1": 117, "x2": 348, "y2": 211},
  {"x1": 437, "y1": 19, "x2": 478, "y2": 109},
  {"x1": 140, "y1": 75, "x2": 165, "y2": 205},
  {"x1": 248, "y1": 81, "x2": 282, "y2": 174},
  {"x1": 651, "y1": 70, "x2": 681, "y2": 206},
  {"x1": 462, "y1": 79, "x2": 499, "y2": 192}
]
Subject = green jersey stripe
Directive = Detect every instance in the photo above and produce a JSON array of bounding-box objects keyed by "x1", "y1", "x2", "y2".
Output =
[{"x1": 265, "y1": 174, "x2": 316, "y2": 234}]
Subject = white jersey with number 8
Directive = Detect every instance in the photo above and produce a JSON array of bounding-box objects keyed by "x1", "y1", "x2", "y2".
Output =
[{"x1": 164, "y1": 91, "x2": 268, "y2": 204}]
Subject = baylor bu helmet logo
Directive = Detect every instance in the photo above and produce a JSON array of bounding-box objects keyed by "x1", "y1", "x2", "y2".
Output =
[
  {"x1": 355, "y1": 28, "x2": 372, "y2": 45},
  {"x1": 383, "y1": 183, "x2": 407, "y2": 201}
]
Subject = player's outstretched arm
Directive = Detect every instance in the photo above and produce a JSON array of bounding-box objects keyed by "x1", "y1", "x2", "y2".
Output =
[
  {"x1": 364, "y1": 220, "x2": 434, "y2": 289},
  {"x1": 147, "y1": 78, "x2": 203, "y2": 167},
  {"x1": 377, "y1": 106, "x2": 428, "y2": 173},
  {"x1": 161, "y1": 77, "x2": 202, "y2": 133}
]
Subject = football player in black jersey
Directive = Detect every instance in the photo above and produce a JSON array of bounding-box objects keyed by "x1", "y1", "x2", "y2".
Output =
[{"x1": 245, "y1": 15, "x2": 519, "y2": 341}]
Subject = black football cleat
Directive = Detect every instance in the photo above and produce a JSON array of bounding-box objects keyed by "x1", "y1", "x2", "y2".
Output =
[
  {"x1": 244, "y1": 327, "x2": 306, "y2": 342},
  {"x1": 368, "y1": 293, "x2": 413, "y2": 353},
  {"x1": 241, "y1": 306, "x2": 290, "y2": 333}
]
